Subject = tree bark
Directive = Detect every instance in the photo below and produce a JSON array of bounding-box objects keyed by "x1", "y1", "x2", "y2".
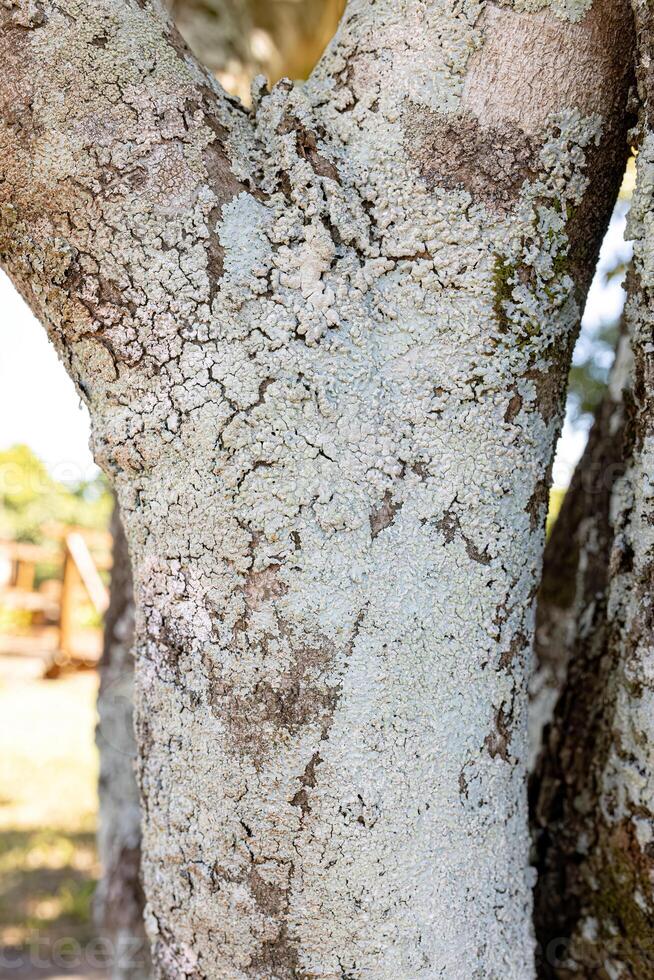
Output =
[
  {"x1": 530, "y1": 334, "x2": 638, "y2": 975},
  {"x1": 528, "y1": 326, "x2": 631, "y2": 768},
  {"x1": 96, "y1": 505, "x2": 151, "y2": 979},
  {"x1": 531, "y1": 4, "x2": 654, "y2": 974},
  {"x1": 0, "y1": 1, "x2": 633, "y2": 975},
  {"x1": 94, "y1": 4, "x2": 260, "y2": 973}
]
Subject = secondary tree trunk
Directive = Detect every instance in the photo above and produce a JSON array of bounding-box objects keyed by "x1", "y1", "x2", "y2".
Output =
[
  {"x1": 530, "y1": 334, "x2": 638, "y2": 975},
  {"x1": 0, "y1": 1, "x2": 634, "y2": 975},
  {"x1": 528, "y1": 326, "x2": 631, "y2": 767},
  {"x1": 96, "y1": 505, "x2": 151, "y2": 979},
  {"x1": 531, "y1": 4, "x2": 654, "y2": 974}
]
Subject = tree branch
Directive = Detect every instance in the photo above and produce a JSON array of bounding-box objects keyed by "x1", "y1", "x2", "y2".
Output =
[{"x1": 0, "y1": 0, "x2": 252, "y2": 410}]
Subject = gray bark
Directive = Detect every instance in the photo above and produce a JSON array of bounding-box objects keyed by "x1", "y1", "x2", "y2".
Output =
[{"x1": 0, "y1": 0, "x2": 633, "y2": 975}]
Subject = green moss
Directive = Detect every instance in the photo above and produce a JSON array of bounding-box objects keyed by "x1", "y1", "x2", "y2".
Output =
[
  {"x1": 492, "y1": 255, "x2": 516, "y2": 333},
  {"x1": 586, "y1": 831, "x2": 654, "y2": 974},
  {"x1": 552, "y1": 250, "x2": 569, "y2": 277}
]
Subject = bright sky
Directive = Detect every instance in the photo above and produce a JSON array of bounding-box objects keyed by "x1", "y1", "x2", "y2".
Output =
[
  {"x1": 0, "y1": 272, "x2": 97, "y2": 481},
  {"x1": 0, "y1": 202, "x2": 633, "y2": 488},
  {"x1": 551, "y1": 199, "x2": 632, "y2": 487}
]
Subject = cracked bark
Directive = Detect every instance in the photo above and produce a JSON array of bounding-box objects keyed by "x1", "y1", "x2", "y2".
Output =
[
  {"x1": 0, "y1": 0, "x2": 634, "y2": 975},
  {"x1": 530, "y1": 4, "x2": 654, "y2": 974},
  {"x1": 93, "y1": 4, "x2": 265, "y2": 974}
]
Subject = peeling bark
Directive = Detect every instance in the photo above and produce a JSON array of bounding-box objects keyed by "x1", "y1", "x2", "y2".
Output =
[
  {"x1": 0, "y1": 0, "x2": 634, "y2": 975},
  {"x1": 96, "y1": 506, "x2": 151, "y2": 979}
]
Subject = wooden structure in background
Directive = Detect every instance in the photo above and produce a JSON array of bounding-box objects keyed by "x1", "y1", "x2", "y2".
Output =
[{"x1": 0, "y1": 527, "x2": 112, "y2": 671}]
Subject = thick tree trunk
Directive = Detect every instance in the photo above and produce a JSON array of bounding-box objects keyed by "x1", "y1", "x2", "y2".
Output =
[
  {"x1": 0, "y1": 1, "x2": 633, "y2": 975},
  {"x1": 96, "y1": 506, "x2": 151, "y2": 979},
  {"x1": 531, "y1": 4, "x2": 654, "y2": 974}
]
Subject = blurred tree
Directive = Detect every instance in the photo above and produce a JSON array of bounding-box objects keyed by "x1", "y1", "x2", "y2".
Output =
[
  {"x1": 530, "y1": 329, "x2": 631, "y2": 768},
  {"x1": 95, "y1": 506, "x2": 150, "y2": 980},
  {"x1": 530, "y1": 10, "x2": 654, "y2": 968}
]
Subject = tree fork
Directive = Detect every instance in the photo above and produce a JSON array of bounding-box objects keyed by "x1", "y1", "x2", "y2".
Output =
[{"x1": 0, "y1": 0, "x2": 634, "y2": 975}]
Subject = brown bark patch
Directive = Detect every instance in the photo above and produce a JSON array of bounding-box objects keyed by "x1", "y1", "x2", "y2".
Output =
[
  {"x1": 526, "y1": 477, "x2": 550, "y2": 532},
  {"x1": 370, "y1": 491, "x2": 403, "y2": 539},
  {"x1": 243, "y1": 565, "x2": 289, "y2": 611},
  {"x1": 485, "y1": 703, "x2": 513, "y2": 762},
  {"x1": 505, "y1": 390, "x2": 523, "y2": 424},
  {"x1": 462, "y1": 0, "x2": 634, "y2": 138},
  {"x1": 435, "y1": 501, "x2": 492, "y2": 565},
  {"x1": 184, "y1": 88, "x2": 248, "y2": 299},
  {"x1": 405, "y1": 107, "x2": 538, "y2": 212},
  {"x1": 208, "y1": 639, "x2": 341, "y2": 768},
  {"x1": 524, "y1": 365, "x2": 569, "y2": 425},
  {"x1": 291, "y1": 751, "x2": 322, "y2": 818},
  {"x1": 248, "y1": 868, "x2": 287, "y2": 919},
  {"x1": 499, "y1": 631, "x2": 527, "y2": 671},
  {"x1": 277, "y1": 113, "x2": 341, "y2": 183},
  {"x1": 247, "y1": 924, "x2": 308, "y2": 980}
]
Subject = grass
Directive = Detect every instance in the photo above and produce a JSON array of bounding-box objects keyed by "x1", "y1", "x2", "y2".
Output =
[{"x1": 0, "y1": 668, "x2": 100, "y2": 952}]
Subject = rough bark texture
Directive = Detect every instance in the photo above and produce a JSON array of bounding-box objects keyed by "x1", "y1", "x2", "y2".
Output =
[
  {"x1": 531, "y1": 4, "x2": 654, "y2": 974},
  {"x1": 528, "y1": 329, "x2": 631, "y2": 768},
  {"x1": 96, "y1": 506, "x2": 151, "y2": 979},
  {"x1": 0, "y1": 0, "x2": 633, "y2": 975},
  {"x1": 530, "y1": 336, "x2": 639, "y2": 975}
]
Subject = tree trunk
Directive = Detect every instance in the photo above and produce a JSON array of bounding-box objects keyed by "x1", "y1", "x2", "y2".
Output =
[
  {"x1": 530, "y1": 334, "x2": 637, "y2": 975},
  {"x1": 96, "y1": 505, "x2": 151, "y2": 979},
  {"x1": 528, "y1": 327, "x2": 631, "y2": 767},
  {"x1": 0, "y1": 1, "x2": 634, "y2": 975},
  {"x1": 531, "y1": 4, "x2": 654, "y2": 974}
]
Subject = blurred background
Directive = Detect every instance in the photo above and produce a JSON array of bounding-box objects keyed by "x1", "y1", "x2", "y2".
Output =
[{"x1": 0, "y1": 1, "x2": 634, "y2": 976}]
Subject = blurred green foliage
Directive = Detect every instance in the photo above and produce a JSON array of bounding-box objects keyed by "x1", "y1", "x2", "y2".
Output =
[{"x1": 0, "y1": 445, "x2": 112, "y2": 545}]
